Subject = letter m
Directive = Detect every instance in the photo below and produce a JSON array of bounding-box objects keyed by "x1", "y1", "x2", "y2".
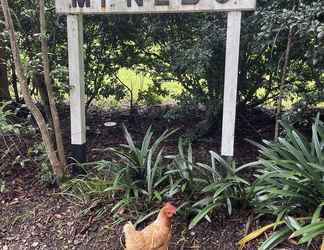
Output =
[{"x1": 72, "y1": 0, "x2": 91, "y2": 8}]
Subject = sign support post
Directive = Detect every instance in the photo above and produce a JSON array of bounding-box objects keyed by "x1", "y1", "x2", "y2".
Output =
[
  {"x1": 221, "y1": 11, "x2": 242, "y2": 156},
  {"x1": 67, "y1": 14, "x2": 86, "y2": 165}
]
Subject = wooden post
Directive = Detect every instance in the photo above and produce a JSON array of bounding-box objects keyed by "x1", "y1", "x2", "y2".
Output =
[
  {"x1": 67, "y1": 14, "x2": 86, "y2": 165},
  {"x1": 221, "y1": 11, "x2": 242, "y2": 156}
]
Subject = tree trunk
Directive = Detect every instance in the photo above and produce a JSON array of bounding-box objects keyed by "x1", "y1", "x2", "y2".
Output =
[
  {"x1": 34, "y1": 71, "x2": 52, "y2": 123},
  {"x1": 0, "y1": 33, "x2": 11, "y2": 101},
  {"x1": 274, "y1": 28, "x2": 293, "y2": 141},
  {"x1": 11, "y1": 64, "x2": 20, "y2": 102},
  {"x1": 1, "y1": 0, "x2": 64, "y2": 179},
  {"x1": 39, "y1": 0, "x2": 66, "y2": 167}
]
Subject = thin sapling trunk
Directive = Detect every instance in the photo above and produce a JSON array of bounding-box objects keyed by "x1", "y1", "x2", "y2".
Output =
[
  {"x1": 1, "y1": 0, "x2": 65, "y2": 179},
  {"x1": 274, "y1": 27, "x2": 293, "y2": 141},
  {"x1": 39, "y1": 0, "x2": 66, "y2": 166}
]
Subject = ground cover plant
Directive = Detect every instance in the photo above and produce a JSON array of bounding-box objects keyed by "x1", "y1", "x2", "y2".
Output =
[
  {"x1": 0, "y1": 102, "x2": 35, "y2": 174},
  {"x1": 165, "y1": 140, "x2": 254, "y2": 229},
  {"x1": 240, "y1": 114, "x2": 324, "y2": 249},
  {"x1": 62, "y1": 125, "x2": 179, "y2": 224},
  {"x1": 62, "y1": 131, "x2": 254, "y2": 229},
  {"x1": 187, "y1": 152, "x2": 253, "y2": 230}
]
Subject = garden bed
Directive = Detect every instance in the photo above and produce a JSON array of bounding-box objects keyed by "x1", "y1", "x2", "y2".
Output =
[{"x1": 0, "y1": 105, "x2": 319, "y2": 250}]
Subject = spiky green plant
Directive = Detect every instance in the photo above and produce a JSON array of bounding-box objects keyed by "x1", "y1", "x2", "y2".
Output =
[
  {"x1": 188, "y1": 151, "x2": 252, "y2": 229},
  {"x1": 240, "y1": 114, "x2": 324, "y2": 250},
  {"x1": 61, "y1": 126, "x2": 178, "y2": 223},
  {"x1": 165, "y1": 138, "x2": 207, "y2": 197},
  {"x1": 251, "y1": 114, "x2": 324, "y2": 219},
  {"x1": 108, "y1": 125, "x2": 178, "y2": 203}
]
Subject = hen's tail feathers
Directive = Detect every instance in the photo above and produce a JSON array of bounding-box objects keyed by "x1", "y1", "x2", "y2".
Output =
[{"x1": 123, "y1": 221, "x2": 136, "y2": 235}]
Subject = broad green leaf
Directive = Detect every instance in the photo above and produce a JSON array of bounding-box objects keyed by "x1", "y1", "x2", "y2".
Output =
[
  {"x1": 259, "y1": 226, "x2": 292, "y2": 250},
  {"x1": 189, "y1": 203, "x2": 219, "y2": 230}
]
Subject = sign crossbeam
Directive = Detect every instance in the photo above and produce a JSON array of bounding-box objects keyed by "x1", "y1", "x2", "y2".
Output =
[
  {"x1": 56, "y1": 0, "x2": 256, "y2": 14},
  {"x1": 57, "y1": 0, "x2": 256, "y2": 162}
]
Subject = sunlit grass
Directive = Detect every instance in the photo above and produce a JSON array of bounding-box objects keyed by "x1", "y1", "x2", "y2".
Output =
[
  {"x1": 256, "y1": 87, "x2": 302, "y2": 108},
  {"x1": 95, "y1": 68, "x2": 182, "y2": 107},
  {"x1": 117, "y1": 68, "x2": 182, "y2": 103},
  {"x1": 118, "y1": 68, "x2": 150, "y2": 100}
]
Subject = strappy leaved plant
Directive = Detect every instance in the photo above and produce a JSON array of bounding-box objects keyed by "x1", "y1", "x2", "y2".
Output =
[{"x1": 239, "y1": 114, "x2": 324, "y2": 250}]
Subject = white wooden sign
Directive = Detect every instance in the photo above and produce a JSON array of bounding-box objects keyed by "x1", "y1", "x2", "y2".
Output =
[
  {"x1": 56, "y1": 0, "x2": 256, "y2": 14},
  {"x1": 59, "y1": 0, "x2": 257, "y2": 161}
]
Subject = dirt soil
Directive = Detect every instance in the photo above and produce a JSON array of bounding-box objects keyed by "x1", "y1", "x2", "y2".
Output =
[{"x1": 0, "y1": 105, "x2": 318, "y2": 250}]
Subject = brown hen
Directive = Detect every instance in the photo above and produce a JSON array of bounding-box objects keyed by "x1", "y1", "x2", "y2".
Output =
[{"x1": 123, "y1": 202, "x2": 176, "y2": 250}]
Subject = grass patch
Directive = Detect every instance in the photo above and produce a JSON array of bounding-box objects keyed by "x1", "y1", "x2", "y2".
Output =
[
  {"x1": 118, "y1": 68, "x2": 182, "y2": 102},
  {"x1": 96, "y1": 68, "x2": 182, "y2": 108}
]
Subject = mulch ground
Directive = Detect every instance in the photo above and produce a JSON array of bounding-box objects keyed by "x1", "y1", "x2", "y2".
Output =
[{"x1": 0, "y1": 105, "x2": 319, "y2": 250}]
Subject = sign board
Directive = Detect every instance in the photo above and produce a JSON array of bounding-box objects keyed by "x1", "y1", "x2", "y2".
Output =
[
  {"x1": 56, "y1": 0, "x2": 256, "y2": 14},
  {"x1": 59, "y1": 0, "x2": 257, "y2": 159}
]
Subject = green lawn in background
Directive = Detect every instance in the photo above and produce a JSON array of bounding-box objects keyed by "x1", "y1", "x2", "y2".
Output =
[
  {"x1": 117, "y1": 68, "x2": 182, "y2": 102},
  {"x1": 97, "y1": 70, "x2": 324, "y2": 109},
  {"x1": 95, "y1": 68, "x2": 182, "y2": 107}
]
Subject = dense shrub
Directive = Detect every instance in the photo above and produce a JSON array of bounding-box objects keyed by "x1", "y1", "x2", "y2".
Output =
[
  {"x1": 251, "y1": 114, "x2": 324, "y2": 217},
  {"x1": 240, "y1": 114, "x2": 324, "y2": 249}
]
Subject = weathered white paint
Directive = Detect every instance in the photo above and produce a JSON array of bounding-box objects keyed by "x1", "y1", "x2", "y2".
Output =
[
  {"x1": 67, "y1": 15, "x2": 86, "y2": 145},
  {"x1": 56, "y1": 0, "x2": 256, "y2": 14},
  {"x1": 221, "y1": 11, "x2": 242, "y2": 156}
]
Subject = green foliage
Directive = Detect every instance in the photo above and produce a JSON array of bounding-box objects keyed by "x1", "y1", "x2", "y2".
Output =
[
  {"x1": 240, "y1": 114, "x2": 324, "y2": 249},
  {"x1": 0, "y1": 102, "x2": 54, "y2": 186},
  {"x1": 5, "y1": 0, "x2": 323, "y2": 122},
  {"x1": 290, "y1": 203, "x2": 324, "y2": 245},
  {"x1": 166, "y1": 138, "x2": 199, "y2": 197},
  {"x1": 240, "y1": 212, "x2": 324, "y2": 250},
  {"x1": 258, "y1": 226, "x2": 292, "y2": 250},
  {"x1": 62, "y1": 161, "x2": 113, "y2": 201},
  {"x1": 62, "y1": 126, "x2": 177, "y2": 222},
  {"x1": 137, "y1": 88, "x2": 163, "y2": 106},
  {"x1": 61, "y1": 161, "x2": 117, "y2": 220},
  {"x1": 251, "y1": 114, "x2": 324, "y2": 218},
  {"x1": 0, "y1": 103, "x2": 22, "y2": 135},
  {"x1": 166, "y1": 138, "x2": 253, "y2": 229},
  {"x1": 0, "y1": 103, "x2": 34, "y2": 166},
  {"x1": 28, "y1": 143, "x2": 56, "y2": 186},
  {"x1": 188, "y1": 152, "x2": 252, "y2": 229},
  {"x1": 108, "y1": 125, "x2": 177, "y2": 203},
  {"x1": 140, "y1": 0, "x2": 323, "y2": 120},
  {"x1": 0, "y1": 103, "x2": 51, "y2": 189},
  {"x1": 62, "y1": 129, "x2": 253, "y2": 227}
]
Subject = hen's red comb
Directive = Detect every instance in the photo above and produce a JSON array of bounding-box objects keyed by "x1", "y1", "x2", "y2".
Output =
[{"x1": 164, "y1": 202, "x2": 177, "y2": 213}]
